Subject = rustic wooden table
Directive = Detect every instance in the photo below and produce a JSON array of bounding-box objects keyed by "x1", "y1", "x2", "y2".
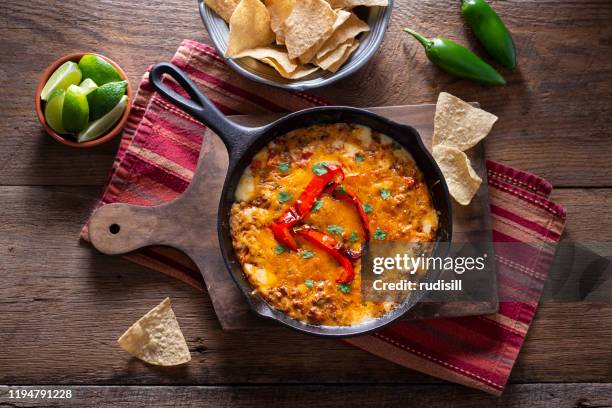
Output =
[{"x1": 1, "y1": 0, "x2": 612, "y2": 406}]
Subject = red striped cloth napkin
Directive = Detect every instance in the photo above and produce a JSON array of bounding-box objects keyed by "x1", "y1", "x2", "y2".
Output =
[{"x1": 82, "y1": 40, "x2": 566, "y2": 395}]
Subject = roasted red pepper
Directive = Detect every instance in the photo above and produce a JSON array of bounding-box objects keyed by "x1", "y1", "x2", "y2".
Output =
[
  {"x1": 294, "y1": 226, "x2": 355, "y2": 284},
  {"x1": 271, "y1": 164, "x2": 344, "y2": 250},
  {"x1": 296, "y1": 164, "x2": 344, "y2": 217},
  {"x1": 332, "y1": 185, "x2": 370, "y2": 241},
  {"x1": 270, "y1": 208, "x2": 300, "y2": 251}
]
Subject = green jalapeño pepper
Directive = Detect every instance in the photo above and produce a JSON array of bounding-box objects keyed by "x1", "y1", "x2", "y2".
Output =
[
  {"x1": 404, "y1": 28, "x2": 505, "y2": 86},
  {"x1": 461, "y1": 0, "x2": 516, "y2": 70}
]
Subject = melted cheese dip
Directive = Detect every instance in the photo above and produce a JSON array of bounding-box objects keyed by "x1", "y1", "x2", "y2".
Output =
[{"x1": 230, "y1": 123, "x2": 438, "y2": 326}]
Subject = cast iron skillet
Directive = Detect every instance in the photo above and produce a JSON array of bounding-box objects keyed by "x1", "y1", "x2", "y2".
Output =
[{"x1": 149, "y1": 62, "x2": 452, "y2": 337}]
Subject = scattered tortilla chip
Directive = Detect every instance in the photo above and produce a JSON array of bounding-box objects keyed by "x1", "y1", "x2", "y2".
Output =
[
  {"x1": 264, "y1": 0, "x2": 295, "y2": 45},
  {"x1": 316, "y1": 12, "x2": 369, "y2": 60},
  {"x1": 432, "y1": 145, "x2": 482, "y2": 206},
  {"x1": 226, "y1": 0, "x2": 275, "y2": 57},
  {"x1": 283, "y1": 0, "x2": 336, "y2": 60},
  {"x1": 327, "y1": 0, "x2": 388, "y2": 8},
  {"x1": 433, "y1": 92, "x2": 498, "y2": 151},
  {"x1": 117, "y1": 298, "x2": 191, "y2": 366},
  {"x1": 204, "y1": 0, "x2": 239, "y2": 22},
  {"x1": 315, "y1": 39, "x2": 359, "y2": 72},
  {"x1": 233, "y1": 46, "x2": 319, "y2": 78}
]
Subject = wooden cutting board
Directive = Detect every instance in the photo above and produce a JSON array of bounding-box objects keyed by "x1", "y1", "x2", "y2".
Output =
[{"x1": 89, "y1": 104, "x2": 497, "y2": 330}]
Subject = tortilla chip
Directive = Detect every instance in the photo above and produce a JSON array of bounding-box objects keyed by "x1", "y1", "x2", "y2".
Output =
[
  {"x1": 433, "y1": 92, "x2": 498, "y2": 151},
  {"x1": 264, "y1": 0, "x2": 295, "y2": 45},
  {"x1": 432, "y1": 145, "x2": 482, "y2": 206},
  {"x1": 204, "y1": 0, "x2": 239, "y2": 22},
  {"x1": 326, "y1": 0, "x2": 388, "y2": 8},
  {"x1": 315, "y1": 39, "x2": 359, "y2": 72},
  {"x1": 283, "y1": 0, "x2": 336, "y2": 60},
  {"x1": 297, "y1": 9, "x2": 351, "y2": 64},
  {"x1": 117, "y1": 298, "x2": 191, "y2": 366},
  {"x1": 226, "y1": 0, "x2": 275, "y2": 57},
  {"x1": 233, "y1": 46, "x2": 320, "y2": 78},
  {"x1": 316, "y1": 12, "x2": 369, "y2": 60}
]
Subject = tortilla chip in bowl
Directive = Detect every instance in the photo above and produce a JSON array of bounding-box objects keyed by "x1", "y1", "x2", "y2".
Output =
[{"x1": 199, "y1": 0, "x2": 393, "y2": 90}]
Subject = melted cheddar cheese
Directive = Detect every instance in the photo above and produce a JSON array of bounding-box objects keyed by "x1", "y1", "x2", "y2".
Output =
[{"x1": 230, "y1": 123, "x2": 438, "y2": 326}]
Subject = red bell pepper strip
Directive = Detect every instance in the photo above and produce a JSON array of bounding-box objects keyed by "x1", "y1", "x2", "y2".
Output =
[
  {"x1": 271, "y1": 164, "x2": 344, "y2": 250},
  {"x1": 294, "y1": 226, "x2": 355, "y2": 284},
  {"x1": 270, "y1": 208, "x2": 300, "y2": 251},
  {"x1": 295, "y1": 164, "x2": 344, "y2": 217},
  {"x1": 331, "y1": 185, "x2": 371, "y2": 241}
]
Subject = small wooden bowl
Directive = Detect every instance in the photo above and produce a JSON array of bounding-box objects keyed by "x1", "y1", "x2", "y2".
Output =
[{"x1": 35, "y1": 52, "x2": 132, "y2": 148}]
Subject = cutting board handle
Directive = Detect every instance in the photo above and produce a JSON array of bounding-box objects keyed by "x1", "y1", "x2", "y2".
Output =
[{"x1": 88, "y1": 202, "x2": 172, "y2": 255}]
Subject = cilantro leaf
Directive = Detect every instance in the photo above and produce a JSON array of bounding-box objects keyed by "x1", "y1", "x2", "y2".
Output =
[
  {"x1": 277, "y1": 162, "x2": 290, "y2": 173},
  {"x1": 374, "y1": 227, "x2": 387, "y2": 240},
  {"x1": 301, "y1": 250, "x2": 315, "y2": 259},
  {"x1": 349, "y1": 231, "x2": 359, "y2": 243},
  {"x1": 312, "y1": 199, "x2": 324, "y2": 212},
  {"x1": 337, "y1": 283, "x2": 351, "y2": 293},
  {"x1": 304, "y1": 279, "x2": 314, "y2": 288},
  {"x1": 380, "y1": 188, "x2": 391, "y2": 200},
  {"x1": 327, "y1": 225, "x2": 343, "y2": 235},
  {"x1": 355, "y1": 153, "x2": 365, "y2": 162},
  {"x1": 278, "y1": 191, "x2": 293, "y2": 204},
  {"x1": 362, "y1": 203, "x2": 373, "y2": 213},
  {"x1": 275, "y1": 244, "x2": 288, "y2": 255},
  {"x1": 312, "y1": 162, "x2": 329, "y2": 176}
]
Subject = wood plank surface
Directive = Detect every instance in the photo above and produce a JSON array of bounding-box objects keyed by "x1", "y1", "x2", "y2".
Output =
[
  {"x1": 1, "y1": 186, "x2": 611, "y2": 385},
  {"x1": 1, "y1": 1, "x2": 611, "y2": 186},
  {"x1": 1, "y1": 384, "x2": 612, "y2": 407}
]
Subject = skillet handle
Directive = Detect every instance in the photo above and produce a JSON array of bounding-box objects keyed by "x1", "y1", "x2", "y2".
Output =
[{"x1": 149, "y1": 62, "x2": 249, "y2": 153}]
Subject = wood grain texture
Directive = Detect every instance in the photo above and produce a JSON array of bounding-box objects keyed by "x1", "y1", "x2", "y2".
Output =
[
  {"x1": 1, "y1": 384, "x2": 612, "y2": 407},
  {"x1": 1, "y1": 186, "x2": 611, "y2": 385},
  {"x1": 1, "y1": 1, "x2": 611, "y2": 186}
]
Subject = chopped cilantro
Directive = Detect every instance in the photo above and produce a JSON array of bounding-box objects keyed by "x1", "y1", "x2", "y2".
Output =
[
  {"x1": 362, "y1": 203, "x2": 373, "y2": 213},
  {"x1": 301, "y1": 250, "x2": 315, "y2": 259},
  {"x1": 312, "y1": 162, "x2": 329, "y2": 176},
  {"x1": 304, "y1": 279, "x2": 314, "y2": 288},
  {"x1": 277, "y1": 162, "x2": 290, "y2": 173},
  {"x1": 337, "y1": 283, "x2": 351, "y2": 293},
  {"x1": 355, "y1": 153, "x2": 365, "y2": 162},
  {"x1": 327, "y1": 225, "x2": 343, "y2": 235},
  {"x1": 380, "y1": 188, "x2": 391, "y2": 200},
  {"x1": 278, "y1": 191, "x2": 292, "y2": 204},
  {"x1": 312, "y1": 199, "x2": 324, "y2": 212},
  {"x1": 374, "y1": 227, "x2": 387, "y2": 240},
  {"x1": 349, "y1": 231, "x2": 359, "y2": 243},
  {"x1": 335, "y1": 185, "x2": 347, "y2": 194},
  {"x1": 275, "y1": 244, "x2": 288, "y2": 254}
]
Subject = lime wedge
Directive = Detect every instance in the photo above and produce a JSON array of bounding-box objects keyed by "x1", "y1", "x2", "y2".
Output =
[
  {"x1": 77, "y1": 95, "x2": 127, "y2": 143},
  {"x1": 40, "y1": 61, "x2": 82, "y2": 101},
  {"x1": 62, "y1": 84, "x2": 89, "y2": 133},
  {"x1": 79, "y1": 78, "x2": 98, "y2": 95},
  {"x1": 87, "y1": 80, "x2": 127, "y2": 121},
  {"x1": 78, "y1": 54, "x2": 122, "y2": 86},
  {"x1": 44, "y1": 89, "x2": 67, "y2": 134}
]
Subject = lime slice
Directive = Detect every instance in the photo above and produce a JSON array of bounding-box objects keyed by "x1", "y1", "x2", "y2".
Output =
[
  {"x1": 77, "y1": 95, "x2": 127, "y2": 143},
  {"x1": 79, "y1": 78, "x2": 98, "y2": 95},
  {"x1": 62, "y1": 84, "x2": 89, "y2": 133},
  {"x1": 40, "y1": 61, "x2": 82, "y2": 101},
  {"x1": 87, "y1": 80, "x2": 127, "y2": 121},
  {"x1": 78, "y1": 54, "x2": 122, "y2": 86},
  {"x1": 44, "y1": 89, "x2": 67, "y2": 134}
]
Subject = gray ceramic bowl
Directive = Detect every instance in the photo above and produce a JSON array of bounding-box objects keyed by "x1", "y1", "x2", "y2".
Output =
[{"x1": 198, "y1": 0, "x2": 393, "y2": 91}]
